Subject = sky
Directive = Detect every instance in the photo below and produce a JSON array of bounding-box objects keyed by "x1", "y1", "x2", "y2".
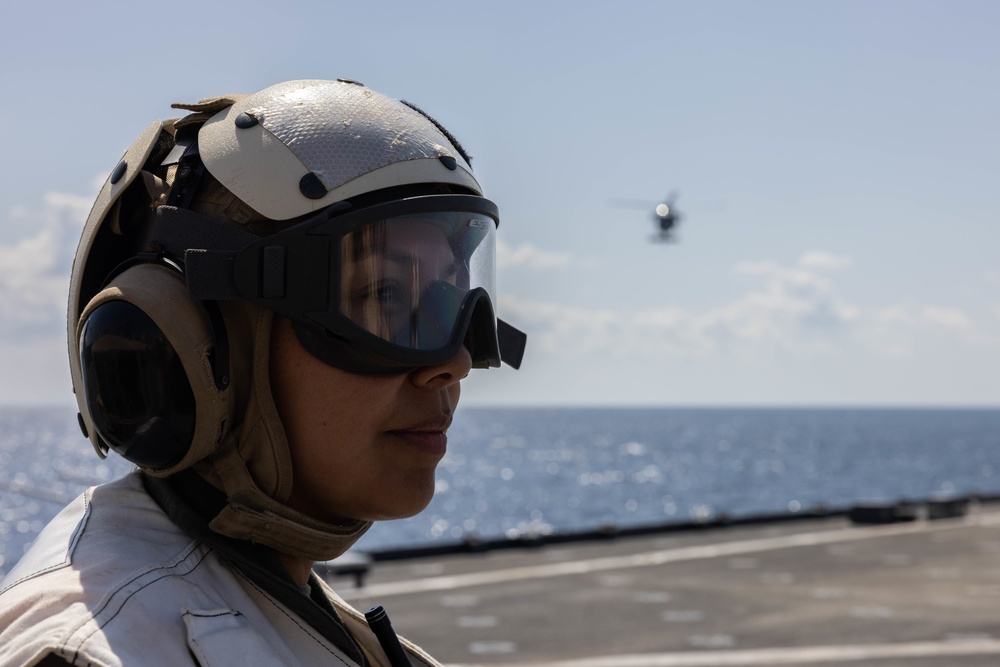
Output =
[{"x1": 0, "y1": 0, "x2": 997, "y2": 407}]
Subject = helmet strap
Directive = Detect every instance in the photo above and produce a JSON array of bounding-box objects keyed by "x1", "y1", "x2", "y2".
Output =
[{"x1": 206, "y1": 442, "x2": 372, "y2": 561}]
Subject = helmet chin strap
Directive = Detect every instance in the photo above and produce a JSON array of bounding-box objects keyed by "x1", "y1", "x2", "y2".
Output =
[{"x1": 202, "y1": 441, "x2": 372, "y2": 561}]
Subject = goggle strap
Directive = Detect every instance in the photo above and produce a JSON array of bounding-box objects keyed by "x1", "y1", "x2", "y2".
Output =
[
  {"x1": 185, "y1": 249, "x2": 239, "y2": 300},
  {"x1": 152, "y1": 206, "x2": 259, "y2": 253},
  {"x1": 149, "y1": 206, "x2": 258, "y2": 300}
]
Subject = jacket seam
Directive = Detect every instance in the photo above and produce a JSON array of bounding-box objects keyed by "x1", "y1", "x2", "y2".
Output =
[
  {"x1": 69, "y1": 542, "x2": 212, "y2": 662},
  {"x1": 0, "y1": 489, "x2": 94, "y2": 595},
  {"x1": 233, "y1": 569, "x2": 352, "y2": 667}
]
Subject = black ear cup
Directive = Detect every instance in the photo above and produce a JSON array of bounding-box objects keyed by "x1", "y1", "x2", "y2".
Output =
[
  {"x1": 79, "y1": 299, "x2": 196, "y2": 468},
  {"x1": 74, "y1": 263, "x2": 231, "y2": 473}
]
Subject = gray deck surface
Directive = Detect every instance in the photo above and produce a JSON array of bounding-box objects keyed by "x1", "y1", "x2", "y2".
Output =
[{"x1": 327, "y1": 504, "x2": 1000, "y2": 666}]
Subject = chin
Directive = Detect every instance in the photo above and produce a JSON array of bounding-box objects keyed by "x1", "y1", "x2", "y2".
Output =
[
  {"x1": 370, "y1": 482, "x2": 437, "y2": 521},
  {"x1": 376, "y1": 497, "x2": 435, "y2": 522}
]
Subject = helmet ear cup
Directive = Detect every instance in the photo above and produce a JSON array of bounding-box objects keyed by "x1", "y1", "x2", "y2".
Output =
[
  {"x1": 79, "y1": 299, "x2": 196, "y2": 468},
  {"x1": 74, "y1": 263, "x2": 232, "y2": 474}
]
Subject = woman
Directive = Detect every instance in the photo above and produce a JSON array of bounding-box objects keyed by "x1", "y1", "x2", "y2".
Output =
[{"x1": 0, "y1": 79, "x2": 525, "y2": 667}]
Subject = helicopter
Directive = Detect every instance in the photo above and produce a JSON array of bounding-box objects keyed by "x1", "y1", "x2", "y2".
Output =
[{"x1": 610, "y1": 191, "x2": 684, "y2": 243}]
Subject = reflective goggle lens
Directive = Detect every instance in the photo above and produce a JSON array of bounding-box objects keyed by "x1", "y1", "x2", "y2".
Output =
[{"x1": 338, "y1": 211, "x2": 496, "y2": 352}]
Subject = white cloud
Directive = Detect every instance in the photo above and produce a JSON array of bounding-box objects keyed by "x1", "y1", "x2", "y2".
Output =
[
  {"x1": 873, "y1": 300, "x2": 997, "y2": 348},
  {"x1": 731, "y1": 256, "x2": 859, "y2": 337},
  {"x1": 499, "y1": 294, "x2": 622, "y2": 358},
  {"x1": 919, "y1": 306, "x2": 972, "y2": 332},
  {"x1": 798, "y1": 251, "x2": 852, "y2": 270},
  {"x1": 497, "y1": 239, "x2": 572, "y2": 270},
  {"x1": 0, "y1": 192, "x2": 90, "y2": 338},
  {"x1": 503, "y1": 252, "x2": 997, "y2": 365},
  {"x1": 91, "y1": 172, "x2": 109, "y2": 194},
  {"x1": 0, "y1": 337, "x2": 74, "y2": 405}
]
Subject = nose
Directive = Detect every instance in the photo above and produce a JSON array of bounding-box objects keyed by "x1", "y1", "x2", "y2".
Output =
[{"x1": 410, "y1": 345, "x2": 473, "y2": 389}]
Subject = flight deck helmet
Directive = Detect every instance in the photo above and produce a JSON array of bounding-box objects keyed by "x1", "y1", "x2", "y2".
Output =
[{"x1": 67, "y1": 80, "x2": 525, "y2": 560}]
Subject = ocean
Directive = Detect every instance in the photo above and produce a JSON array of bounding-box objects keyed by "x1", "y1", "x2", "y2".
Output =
[{"x1": 1, "y1": 406, "x2": 998, "y2": 577}]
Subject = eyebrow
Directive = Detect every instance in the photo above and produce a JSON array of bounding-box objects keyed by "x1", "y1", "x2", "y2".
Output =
[{"x1": 385, "y1": 252, "x2": 460, "y2": 276}]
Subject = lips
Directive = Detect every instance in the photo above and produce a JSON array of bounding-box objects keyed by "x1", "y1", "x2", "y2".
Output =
[
  {"x1": 388, "y1": 428, "x2": 448, "y2": 456},
  {"x1": 387, "y1": 414, "x2": 451, "y2": 456}
]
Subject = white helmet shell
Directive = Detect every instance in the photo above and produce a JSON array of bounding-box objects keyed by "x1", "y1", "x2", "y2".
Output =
[{"x1": 198, "y1": 79, "x2": 482, "y2": 220}]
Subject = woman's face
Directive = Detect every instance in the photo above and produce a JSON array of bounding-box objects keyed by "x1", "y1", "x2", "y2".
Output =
[
  {"x1": 340, "y1": 219, "x2": 469, "y2": 350},
  {"x1": 269, "y1": 315, "x2": 472, "y2": 524}
]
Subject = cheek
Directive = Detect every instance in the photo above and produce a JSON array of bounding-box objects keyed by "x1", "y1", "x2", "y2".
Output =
[
  {"x1": 272, "y1": 364, "x2": 377, "y2": 522},
  {"x1": 285, "y1": 417, "x2": 439, "y2": 523},
  {"x1": 268, "y1": 317, "x2": 445, "y2": 523},
  {"x1": 270, "y1": 318, "x2": 365, "y2": 440},
  {"x1": 269, "y1": 320, "x2": 360, "y2": 484},
  {"x1": 272, "y1": 355, "x2": 369, "y2": 478}
]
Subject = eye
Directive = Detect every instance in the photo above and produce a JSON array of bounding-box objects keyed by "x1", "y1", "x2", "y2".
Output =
[
  {"x1": 355, "y1": 280, "x2": 406, "y2": 306},
  {"x1": 374, "y1": 282, "x2": 399, "y2": 302}
]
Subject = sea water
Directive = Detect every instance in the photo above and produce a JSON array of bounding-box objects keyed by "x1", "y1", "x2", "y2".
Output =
[{"x1": 1, "y1": 406, "x2": 998, "y2": 577}]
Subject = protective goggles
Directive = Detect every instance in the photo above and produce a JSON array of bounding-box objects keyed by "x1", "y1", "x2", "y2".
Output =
[{"x1": 163, "y1": 195, "x2": 525, "y2": 374}]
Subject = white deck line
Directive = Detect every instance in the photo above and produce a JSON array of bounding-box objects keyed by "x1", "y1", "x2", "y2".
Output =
[
  {"x1": 443, "y1": 638, "x2": 1000, "y2": 667},
  {"x1": 339, "y1": 511, "x2": 1000, "y2": 601}
]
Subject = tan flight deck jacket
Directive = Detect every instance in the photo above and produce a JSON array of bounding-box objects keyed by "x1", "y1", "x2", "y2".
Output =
[{"x1": 0, "y1": 472, "x2": 439, "y2": 667}]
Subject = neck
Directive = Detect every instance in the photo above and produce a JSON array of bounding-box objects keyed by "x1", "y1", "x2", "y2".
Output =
[{"x1": 279, "y1": 552, "x2": 316, "y2": 587}]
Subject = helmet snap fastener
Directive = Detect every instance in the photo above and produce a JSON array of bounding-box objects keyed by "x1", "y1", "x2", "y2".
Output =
[
  {"x1": 299, "y1": 172, "x2": 328, "y2": 199},
  {"x1": 234, "y1": 112, "x2": 259, "y2": 129},
  {"x1": 110, "y1": 160, "x2": 128, "y2": 184}
]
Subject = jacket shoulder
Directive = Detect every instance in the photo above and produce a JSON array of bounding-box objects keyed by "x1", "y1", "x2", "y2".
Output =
[
  {"x1": 1, "y1": 472, "x2": 197, "y2": 595},
  {"x1": 0, "y1": 473, "x2": 215, "y2": 666},
  {"x1": 0, "y1": 473, "x2": 364, "y2": 667}
]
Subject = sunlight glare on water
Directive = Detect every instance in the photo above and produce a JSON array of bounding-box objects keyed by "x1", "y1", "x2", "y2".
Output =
[{"x1": 2, "y1": 406, "x2": 999, "y2": 577}]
